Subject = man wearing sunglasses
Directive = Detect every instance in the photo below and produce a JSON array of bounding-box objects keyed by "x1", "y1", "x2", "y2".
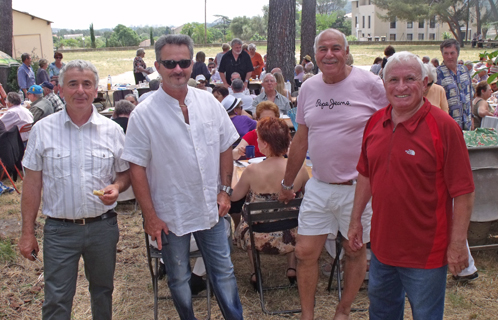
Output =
[
  {"x1": 218, "y1": 38, "x2": 254, "y2": 91},
  {"x1": 122, "y1": 34, "x2": 244, "y2": 320}
]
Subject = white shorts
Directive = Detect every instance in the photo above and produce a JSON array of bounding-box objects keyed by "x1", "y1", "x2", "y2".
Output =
[{"x1": 298, "y1": 177, "x2": 372, "y2": 243}]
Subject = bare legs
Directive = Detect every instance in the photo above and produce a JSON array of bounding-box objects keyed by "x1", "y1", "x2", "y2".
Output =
[
  {"x1": 295, "y1": 234, "x2": 367, "y2": 320},
  {"x1": 295, "y1": 234, "x2": 328, "y2": 320}
]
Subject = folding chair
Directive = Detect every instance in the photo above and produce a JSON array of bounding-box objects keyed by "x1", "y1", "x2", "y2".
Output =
[
  {"x1": 327, "y1": 233, "x2": 369, "y2": 312},
  {"x1": 144, "y1": 232, "x2": 211, "y2": 320},
  {"x1": 112, "y1": 89, "x2": 133, "y2": 106},
  {"x1": 243, "y1": 198, "x2": 302, "y2": 315}
]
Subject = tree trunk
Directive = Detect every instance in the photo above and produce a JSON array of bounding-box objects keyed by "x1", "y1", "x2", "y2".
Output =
[
  {"x1": 487, "y1": 0, "x2": 498, "y2": 20},
  {"x1": 0, "y1": 0, "x2": 13, "y2": 56},
  {"x1": 267, "y1": 0, "x2": 296, "y2": 86},
  {"x1": 476, "y1": 0, "x2": 481, "y2": 35},
  {"x1": 0, "y1": 0, "x2": 13, "y2": 91},
  {"x1": 300, "y1": 0, "x2": 316, "y2": 68}
]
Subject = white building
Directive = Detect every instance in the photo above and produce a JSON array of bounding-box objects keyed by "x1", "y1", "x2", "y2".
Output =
[{"x1": 351, "y1": 0, "x2": 450, "y2": 41}]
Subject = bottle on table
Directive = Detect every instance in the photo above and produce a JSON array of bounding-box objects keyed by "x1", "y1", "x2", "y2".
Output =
[{"x1": 107, "y1": 75, "x2": 112, "y2": 90}]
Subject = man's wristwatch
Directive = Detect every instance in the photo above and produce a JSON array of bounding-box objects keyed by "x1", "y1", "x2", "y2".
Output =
[
  {"x1": 281, "y1": 179, "x2": 294, "y2": 190},
  {"x1": 220, "y1": 185, "x2": 233, "y2": 196}
]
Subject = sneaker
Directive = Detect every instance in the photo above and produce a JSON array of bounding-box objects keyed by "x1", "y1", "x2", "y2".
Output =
[{"x1": 452, "y1": 271, "x2": 479, "y2": 282}]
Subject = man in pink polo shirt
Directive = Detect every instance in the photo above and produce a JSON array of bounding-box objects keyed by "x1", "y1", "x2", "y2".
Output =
[
  {"x1": 279, "y1": 28, "x2": 388, "y2": 320},
  {"x1": 348, "y1": 52, "x2": 475, "y2": 319}
]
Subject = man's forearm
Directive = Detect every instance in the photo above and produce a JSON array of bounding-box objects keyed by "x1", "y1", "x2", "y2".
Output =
[
  {"x1": 220, "y1": 147, "x2": 233, "y2": 187},
  {"x1": 113, "y1": 169, "x2": 131, "y2": 193},
  {"x1": 451, "y1": 192, "x2": 475, "y2": 243},
  {"x1": 350, "y1": 174, "x2": 372, "y2": 223},
  {"x1": 20, "y1": 169, "x2": 42, "y2": 235},
  {"x1": 220, "y1": 73, "x2": 228, "y2": 86},
  {"x1": 129, "y1": 163, "x2": 157, "y2": 220},
  {"x1": 283, "y1": 125, "x2": 308, "y2": 186}
]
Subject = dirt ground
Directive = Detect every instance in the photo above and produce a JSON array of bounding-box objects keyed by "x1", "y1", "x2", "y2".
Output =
[{"x1": 1, "y1": 179, "x2": 498, "y2": 320}]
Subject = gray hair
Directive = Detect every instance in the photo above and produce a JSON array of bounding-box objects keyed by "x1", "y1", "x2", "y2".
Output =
[
  {"x1": 423, "y1": 63, "x2": 437, "y2": 83},
  {"x1": 114, "y1": 100, "x2": 135, "y2": 117},
  {"x1": 383, "y1": 51, "x2": 428, "y2": 81},
  {"x1": 232, "y1": 79, "x2": 244, "y2": 92},
  {"x1": 155, "y1": 34, "x2": 194, "y2": 62},
  {"x1": 231, "y1": 38, "x2": 243, "y2": 47},
  {"x1": 125, "y1": 93, "x2": 137, "y2": 103},
  {"x1": 136, "y1": 48, "x2": 145, "y2": 56},
  {"x1": 230, "y1": 72, "x2": 241, "y2": 80},
  {"x1": 440, "y1": 39, "x2": 460, "y2": 55},
  {"x1": 21, "y1": 53, "x2": 30, "y2": 62},
  {"x1": 248, "y1": 43, "x2": 256, "y2": 51},
  {"x1": 39, "y1": 58, "x2": 48, "y2": 68},
  {"x1": 262, "y1": 73, "x2": 276, "y2": 82},
  {"x1": 314, "y1": 29, "x2": 348, "y2": 54},
  {"x1": 295, "y1": 65, "x2": 304, "y2": 72},
  {"x1": 149, "y1": 79, "x2": 161, "y2": 90},
  {"x1": 59, "y1": 60, "x2": 99, "y2": 89},
  {"x1": 7, "y1": 92, "x2": 21, "y2": 105},
  {"x1": 304, "y1": 62, "x2": 314, "y2": 73}
]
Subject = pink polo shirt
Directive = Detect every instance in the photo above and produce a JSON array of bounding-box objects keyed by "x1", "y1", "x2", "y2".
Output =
[{"x1": 296, "y1": 67, "x2": 388, "y2": 183}]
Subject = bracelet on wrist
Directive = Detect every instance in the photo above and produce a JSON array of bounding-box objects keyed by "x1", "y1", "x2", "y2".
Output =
[{"x1": 281, "y1": 179, "x2": 294, "y2": 190}]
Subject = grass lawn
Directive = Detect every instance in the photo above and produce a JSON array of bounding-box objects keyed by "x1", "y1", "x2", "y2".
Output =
[
  {"x1": 61, "y1": 44, "x2": 485, "y2": 80},
  {"x1": 1, "y1": 178, "x2": 498, "y2": 319}
]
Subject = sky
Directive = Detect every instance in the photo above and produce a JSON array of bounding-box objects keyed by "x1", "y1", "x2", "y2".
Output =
[{"x1": 12, "y1": 0, "x2": 270, "y2": 30}]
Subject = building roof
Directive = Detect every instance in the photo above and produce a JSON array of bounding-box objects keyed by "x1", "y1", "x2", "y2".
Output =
[{"x1": 13, "y1": 9, "x2": 53, "y2": 24}]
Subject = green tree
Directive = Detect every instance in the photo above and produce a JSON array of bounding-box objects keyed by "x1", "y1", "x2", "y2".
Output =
[
  {"x1": 373, "y1": 0, "x2": 469, "y2": 45},
  {"x1": 150, "y1": 27, "x2": 154, "y2": 45},
  {"x1": 213, "y1": 15, "x2": 232, "y2": 41},
  {"x1": 90, "y1": 23, "x2": 96, "y2": 48},
  {"x1": 230, "y1": 16, "x2": 252, "y2": 39},
  {"x1": 108, "y1": 24, "x2": 140, "y2": 47}
]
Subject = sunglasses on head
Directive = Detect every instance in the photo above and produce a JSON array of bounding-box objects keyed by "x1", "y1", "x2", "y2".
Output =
[{"x1": 158, "y1": 59, "x2": 192, "y2": 69}]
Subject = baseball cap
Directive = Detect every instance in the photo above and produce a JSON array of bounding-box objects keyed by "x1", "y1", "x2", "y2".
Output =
[
  {"x1": 221, "y1": 95, "x2": 241, "y2": 113},
  {"x1": 27, "y1": 85, "x2": 43, "y2": 95},
  {"x1": 41, "y1": 81, "x2": 54, "y2": 90},
  {"x1": 195, "y1": 74, "x2": 207, "y2": 83}
]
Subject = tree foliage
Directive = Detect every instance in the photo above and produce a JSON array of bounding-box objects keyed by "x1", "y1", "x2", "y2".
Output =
[
  {"x1": 212, "y1": 15, "x2": 231, "y2": 42},
  {"x1": 316, "y1": 11, "x2": 351, "y2": 35},
  {"x1": 108, "y1": 24, "x2": 140, "y2": 47},
  {"x1": 373, "y1": 0, "x2": 470, "y2": 44},
  {"x1": 150, "y1": 27, "x2": 154, "y2": 45},
  {"x1": 90, "y1": 23, "x2": 96, "y2": 48}
]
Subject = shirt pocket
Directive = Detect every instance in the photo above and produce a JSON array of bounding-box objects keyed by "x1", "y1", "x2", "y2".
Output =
[
  {"x1": 203, "y1": 121, "x2": 216, "y2": 146},
  {"x1": 91, "y1": 148, "x2": 114, "y2": 179},
  {"x1": 44, "y1": 149, "x2": 71, "y2": 178}
]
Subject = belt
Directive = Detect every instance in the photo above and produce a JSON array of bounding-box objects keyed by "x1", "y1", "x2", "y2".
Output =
[
  {"x1": 329, "y1": 179, "x2": 356, "y2": 186},
  {"x1": 47, "y1": 210, "x2": 116, "y2": 225}
]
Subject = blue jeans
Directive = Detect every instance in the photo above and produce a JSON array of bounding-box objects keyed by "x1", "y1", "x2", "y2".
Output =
[
  {"x1": 369, "y1": 252, "x2": 447, "y2": 320},
  {"x1": 42, "y1": 215, "x2": 119, "y2": 320},
  {"x1": 161, "y1": 219, "x2": 243, "y2": 320}
]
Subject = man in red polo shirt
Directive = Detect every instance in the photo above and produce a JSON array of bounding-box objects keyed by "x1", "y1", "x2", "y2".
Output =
[{"x1": 348, "y1": 51, "x2": 475, "y2": 320}]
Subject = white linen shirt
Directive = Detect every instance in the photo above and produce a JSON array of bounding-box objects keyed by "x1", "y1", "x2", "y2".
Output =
[
  {"x1": 122, "y1": 86, "x2": 239, "y2": 236},
  {"x1": 22, "y1": 107, "x2": 129, "y2": 219}
]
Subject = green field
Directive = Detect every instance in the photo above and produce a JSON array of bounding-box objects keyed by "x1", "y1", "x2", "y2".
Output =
[{"x1": 62, "y1": 44, "x2": 485, "y2": 79}]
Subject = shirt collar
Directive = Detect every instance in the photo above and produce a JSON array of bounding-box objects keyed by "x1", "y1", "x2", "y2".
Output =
[
  {"x1": 381, "y1": 98, "x2": 432, "y2": 133},
  {"x1": 62, "y1": 105, "x2": 102, "y2": 126}
]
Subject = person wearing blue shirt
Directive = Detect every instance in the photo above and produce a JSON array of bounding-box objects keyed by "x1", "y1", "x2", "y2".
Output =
[{"x1": 17, "y1": 53, "x2": 35, "y2": 97}]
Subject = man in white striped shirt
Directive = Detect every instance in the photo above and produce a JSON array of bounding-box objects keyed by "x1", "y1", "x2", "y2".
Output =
[{"x1": 19, "y1": 60, "x2": 130, "y2": 320}]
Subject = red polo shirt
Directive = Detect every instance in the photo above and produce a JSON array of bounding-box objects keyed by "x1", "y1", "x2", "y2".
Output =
[{"x1": 357, "y1": 99, "x2": 474, "y2": 269}]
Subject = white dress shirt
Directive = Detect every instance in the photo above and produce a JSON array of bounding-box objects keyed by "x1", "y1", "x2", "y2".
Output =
[
  {"x1": 231, "y1": 92, "x2": 254, "y2": 111},
  {"x1": 0, "y1": 104, "x2": 33, "y2": 141},
  {"x1": 122, "y1": 86, "x2": 239, "y2": 236},
  {"x1": 22, "y1": 107, "x2": 129, "y2": 219}
]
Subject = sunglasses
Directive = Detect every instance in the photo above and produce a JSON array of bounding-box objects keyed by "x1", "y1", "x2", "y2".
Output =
[{"x1": 158, "y1": 59, "x2": 192, "y2": 69}]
